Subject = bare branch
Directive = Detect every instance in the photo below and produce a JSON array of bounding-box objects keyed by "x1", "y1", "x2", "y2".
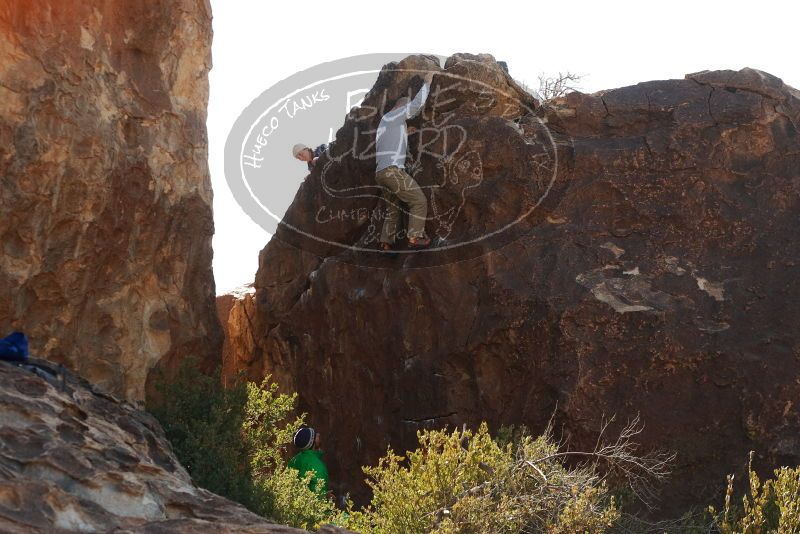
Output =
[
  {"x1": 533, "y1": 71, "x2": 583, "y2": 102},
  {"x1": 529, "y1": 414, "x2": 676, "y2": 509}
]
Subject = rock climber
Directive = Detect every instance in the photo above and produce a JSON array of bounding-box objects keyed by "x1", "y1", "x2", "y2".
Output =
[
  {"x1": 292, "y1": 143, "x2": 328, "y2": 171},
  {"x1": 288, "y1": 426, "x2": 330, "y2": 498},
  {"x1": 375, "y1": 71, "x2": 435, "y2": 251}
]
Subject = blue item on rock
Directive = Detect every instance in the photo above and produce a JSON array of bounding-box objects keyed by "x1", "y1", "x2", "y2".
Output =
[{"x1": 0, "y1": 332, "x2": 29, "y2": 362}]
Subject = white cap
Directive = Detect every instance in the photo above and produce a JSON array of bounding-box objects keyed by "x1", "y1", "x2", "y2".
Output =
[{"x1": 292, "y1": 143, "x2": 308, "y2": 157}]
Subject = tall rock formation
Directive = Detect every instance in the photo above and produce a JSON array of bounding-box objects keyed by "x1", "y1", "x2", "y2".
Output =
[
  {"x1": 217, "y1": 284, "x2": 257, "y2": 387},
  {"x1": 228, "y1": 54, "x2": 800, "y2": 515},
  {"x1": 0, "y1": 0, "x2": 222, "y2": 402}
]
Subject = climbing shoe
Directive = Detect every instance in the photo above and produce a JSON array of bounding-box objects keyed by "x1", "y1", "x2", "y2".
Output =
[{"x1": 408, "y1": 236, "x2": 431, "y2": 249}]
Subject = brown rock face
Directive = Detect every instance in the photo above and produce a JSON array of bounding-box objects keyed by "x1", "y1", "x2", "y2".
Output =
[
  {"x1": 232, "y1": 54, "x2": 800, "y2": 516},
  {"x1": 217, "y1": 285, "x2": 258, "y2": 386},
  {"x1": 0, "y1": 359, "x2": 306, "y2": 533},
  {"x1": 0, "y1": 0, "x2": 222, "y2": 402}
]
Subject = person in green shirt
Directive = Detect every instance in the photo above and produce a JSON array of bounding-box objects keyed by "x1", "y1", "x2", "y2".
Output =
[{"x1": 288, "y1": 426, "x2": 330, "y2": 497}]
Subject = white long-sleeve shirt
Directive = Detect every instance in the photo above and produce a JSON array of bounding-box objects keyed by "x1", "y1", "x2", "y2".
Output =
[{"x1": 375, "y1": 82, "x2": 430, "y2": 173}]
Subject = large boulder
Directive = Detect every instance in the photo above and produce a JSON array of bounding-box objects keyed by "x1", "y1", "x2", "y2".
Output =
[
  {"x1": 0, "y1": 0, "x2": 222, "y2": 402},
  {"x1": 228, "y1": 54, "x2": 800, "y2": 516}
]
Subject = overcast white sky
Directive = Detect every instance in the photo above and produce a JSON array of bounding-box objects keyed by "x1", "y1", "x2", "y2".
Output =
[{"x1": 208, "y1": 0, "x2": 799, "y2": 295}]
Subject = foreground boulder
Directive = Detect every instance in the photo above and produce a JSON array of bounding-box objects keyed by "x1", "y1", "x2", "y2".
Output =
[
  {"x1": 0, "y1": 359, "x2": 317, "y2": 533},
  {"x1": 226, "y1": 54, "x2": 800, "y2": 516},
  {"x1": 0, "y1": 0, "x2": 222, "y2": 402}
]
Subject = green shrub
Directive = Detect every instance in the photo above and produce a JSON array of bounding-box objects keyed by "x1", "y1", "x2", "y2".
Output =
[
  {"x1": 150, "y1": 362, "x2": 673, "y2": 533},
  {"x1": 148, "y1": 358, "x2": 337, "y2": 530},
  {"x1": 242, "y1": 378, "x2": 338, "y2": 528},
  {"x1": 342, "y1": 423, "x2": 620, "y2": 534},
  {"x1": 254, "y1": 463, "x2": 338, "y2": 529},
  {"x1": 148, "y1": 358, "x2": 253, "y2": 505},
  {"x1": 709, "y1": 452, "x2": 800, "y2": 533}
]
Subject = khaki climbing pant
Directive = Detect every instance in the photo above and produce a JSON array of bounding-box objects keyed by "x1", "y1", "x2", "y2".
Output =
[{"x1": 375, "y1": 165, "x2": 428, "y2": 243}]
